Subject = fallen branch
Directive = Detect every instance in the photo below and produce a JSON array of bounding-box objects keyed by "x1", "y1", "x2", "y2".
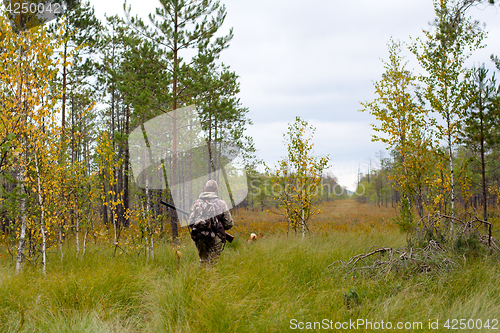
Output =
[{"x1": 329, "y1": 212, "x2": 497, "y2": 278}]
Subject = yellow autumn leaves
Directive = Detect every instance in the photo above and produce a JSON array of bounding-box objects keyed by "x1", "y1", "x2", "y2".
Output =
[{"x1": 266, "y1": 117, "x2": 329, "y2": 234}]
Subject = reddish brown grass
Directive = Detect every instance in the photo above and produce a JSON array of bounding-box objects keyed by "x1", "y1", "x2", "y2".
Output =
[{"x1": 231, "y1": 199, "x2": 399, "y2": 236}]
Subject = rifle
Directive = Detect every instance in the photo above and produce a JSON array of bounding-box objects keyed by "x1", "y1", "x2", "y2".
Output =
[{"x1": 160, "y1": 200, "x2": 234, "y2": 243}]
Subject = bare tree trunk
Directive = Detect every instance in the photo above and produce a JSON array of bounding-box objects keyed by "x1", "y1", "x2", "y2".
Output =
[
  {"x1": 82, "y1": 227, "x2": 88, "y2": 258},
  {"x1": 71, "y1": 95, "x2": 75, "y2": 164},
  {"x1": 15, "y1": 43, "x2": 28, "y2": 275},
  {"x1": 479, "y1": 101, "x2": 488, "y2": 230},
  {"x1": 34, "y1": 150, "x2": 46, "y2": 274},
  {"x1": 140, "y1": 189, "x2": 149, "y2": 261},
  {"x1": 15, "y1": 168, "x2": 27, "y2": 275},
  {"x1": 59, "y1": 227, "x2": 64, "y2": 264},
  {"x1": 145, "y1": 230, "x2": 149, "y2": 260},
  {"x1": 124, "y1": 105, "x2": 130, "y2": 227},
  {"x1": 148, "y1": 224, "x2": 154, "y2": 260},
  {"x1": 448, "y1": 128, "x2": 455, "y2": 233},
  {"x1": 113, "y1": 212, "x2": 117, "y2": 247},
  {"x1": 207, "y1": 107, "x2": 215, "y2": 175},
  {"x1": 116, "y1": 145, "x2": 124, "y2": 228},
  {"x1": 101, "y1": 174, "x2": 109, "y2": 225},
  {"x1": 76, "y1": 213, "x2": 80, "y2": 257},
  {"x1": 145, "y1": 170, "x2": 152, "y2": 260},
  {"x1": 61, "y1": 40, "x2": 67, "y2": 137},
  {"x1": 170, "y1": 9, "x2": 180, "y2": 245},
  {"x1": 301, "y1": 208, "x2": 305, "y2": 239}
]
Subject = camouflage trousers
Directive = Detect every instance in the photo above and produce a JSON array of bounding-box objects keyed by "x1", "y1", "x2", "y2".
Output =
[{"x1": 194, "y1": 235, "x2": 224, "y2": 266}]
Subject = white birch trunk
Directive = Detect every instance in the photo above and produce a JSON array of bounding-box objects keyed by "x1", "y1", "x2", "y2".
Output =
[
  {"x1": 113, "y1": 209, "x2": 117, "y2": 246},
  {"x1": 40, "y1": 205, "x2": 47, "y2": 275},
  {"x1": 59, "y1": 228, "x2": 64, "y2": 263},
  {"x1": 145, "y1": 175, "x2": 152, "y2": 259},
  {"x1": 150, "y1": 232, "x2": 154, "y2": 260},
  {"x1": 15, "y1": 44, "x2": 27, "y2": 275},
  {"x1": 146, "y1": 207, "x2": 154, "y2": 260},
  {"x1": 448, "y1": 130, "x2": 455, "y2": 233},
  {"x1": 145, "y1": 234, "x2": 149, "y2": 260},
  {"x1": 15, "y1": 168, "x2": 27, "y2": 275},
  {"x1": 301, "y1": 208, "x2": 305, "y2": 239},
  {"x1": 83, "y1": 227, "x2": 88, "y2": 258},
  {"x1": 34, "y1": 150, "x2": 46, "y2": 274},
  {"x1": 76, "y1": 213, "x2": 79, "y2": 257}
]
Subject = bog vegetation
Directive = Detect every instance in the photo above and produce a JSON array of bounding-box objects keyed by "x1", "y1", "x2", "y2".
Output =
[
  {"x1": 0, "y1": 200, "x2": 498, "y2": 332},
  {"x1": 0, "y1": 0, "x2": 500, "y2": 331}
]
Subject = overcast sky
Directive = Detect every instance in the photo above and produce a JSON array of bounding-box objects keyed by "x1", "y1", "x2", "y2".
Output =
[{"x1": 90, "y1": 0, "x2": 500, "y2": 191}]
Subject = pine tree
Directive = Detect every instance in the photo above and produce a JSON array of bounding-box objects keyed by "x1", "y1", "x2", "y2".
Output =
[
  {"x1": 462, "y1": 66, "x2": 500, "y2": 222},
  {"x1": 124, "y1": 0, "x2": 236, "y2": 242}
]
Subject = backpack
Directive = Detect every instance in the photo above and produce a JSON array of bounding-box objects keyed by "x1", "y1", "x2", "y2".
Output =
[{"x1": 189, "y1": 199, "x2": 226, "y2": 242}]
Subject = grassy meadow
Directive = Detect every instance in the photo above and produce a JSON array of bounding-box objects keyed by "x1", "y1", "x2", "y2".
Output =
[{"x1": 0, "y1": 199, "x2": 499, "y2": 332}]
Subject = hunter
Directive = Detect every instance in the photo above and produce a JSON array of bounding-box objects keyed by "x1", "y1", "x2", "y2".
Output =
[{"x1": 188, "y1": 180, "x2": 234, "y2": 266}]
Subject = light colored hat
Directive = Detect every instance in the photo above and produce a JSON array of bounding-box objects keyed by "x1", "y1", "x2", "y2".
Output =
[{"x1": 204, "y1": 180, "x2": 218, "y2": 192}]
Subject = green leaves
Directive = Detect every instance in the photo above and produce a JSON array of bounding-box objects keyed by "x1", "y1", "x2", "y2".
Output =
[
  {"x1": 1, "y1": 133, "x2": 15, "y2": 155},
  {"x1": 361, "y1": 38, "x2": 436, "y2": 223},
  {"x1": 410, "y1": 0, "x2": 484, "y2": 141},
  {"x1": 363, "y1": 0, "x2": 497, "y2": 221}
]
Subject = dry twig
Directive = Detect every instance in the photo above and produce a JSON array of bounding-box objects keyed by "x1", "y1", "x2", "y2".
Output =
[{"x1": 330, "y1": 212, "x2": 498, "y2": 277}]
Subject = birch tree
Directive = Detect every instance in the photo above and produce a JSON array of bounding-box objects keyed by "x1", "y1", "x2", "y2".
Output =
[
  {"x1": 409, "y1": 0, "x2": 484, "y2": 225},
  {"x1": 361, "y1": 39, "x2": 435, "y2": 230},
  {"x1": 0, "y1": 13, "x2": 63, "y2": 273},
  {"x1": 267, "y1": 118, "x2": 329, "y2": 237}
]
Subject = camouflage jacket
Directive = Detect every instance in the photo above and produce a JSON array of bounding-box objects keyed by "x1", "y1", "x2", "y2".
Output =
[{"x1": 188, "y1": 192, "x2": 234, "y2": 231}]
